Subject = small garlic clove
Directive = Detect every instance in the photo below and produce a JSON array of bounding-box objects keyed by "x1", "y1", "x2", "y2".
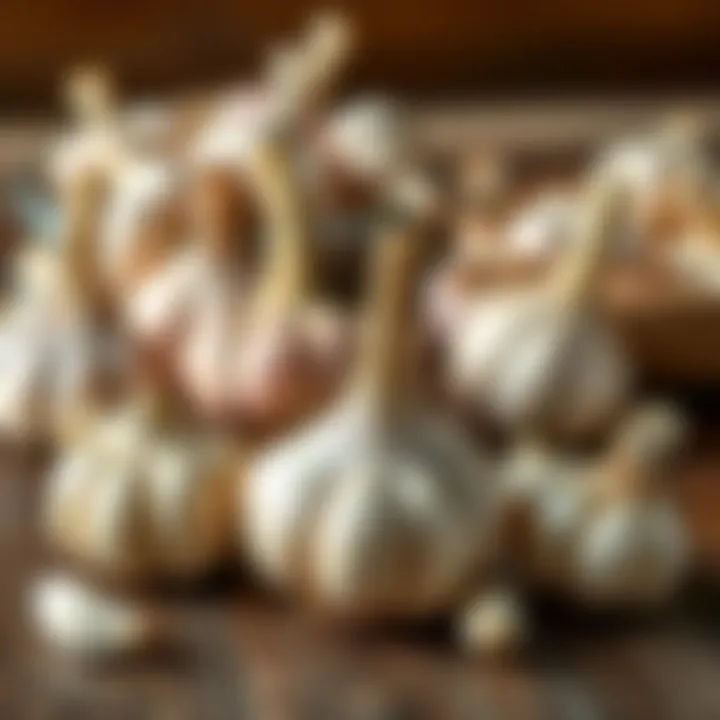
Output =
[
  {"x1": 30, "y1": 574, "x2": 155, "y2": 657},
  {"x1": 457, "y1": 587, "x2": 528, "y2": 659}
]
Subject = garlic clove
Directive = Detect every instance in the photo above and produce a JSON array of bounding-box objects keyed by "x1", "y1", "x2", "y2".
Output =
[
  {"x1": 457, "y1": 587, "x2": 528, "y2": 659},
  {"x1": 30, "y1": 574, "x2": 155, "y2": 657}
]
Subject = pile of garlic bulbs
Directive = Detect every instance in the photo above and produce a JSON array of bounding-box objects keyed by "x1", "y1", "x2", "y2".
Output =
[{"x1": 0, "y1": 11, "x2": 697, "y2": 665}]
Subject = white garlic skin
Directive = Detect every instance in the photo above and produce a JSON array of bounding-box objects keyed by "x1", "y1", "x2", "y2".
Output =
[
  {"x1": 100, "y1": 159, "x2": 179, "y2": 287},
  {"x1": 450, "y1": 292, "x2": 630, "y2": 440},
  {"x1": 242, "y1": 400, "x2": 496, "y2": 618},
  {"x1": 500, "y1": 433, "x2": 690, "y2": 608},
  {"x1": 191, "y1": 88, "x2": 277, "y2": 172},
  {"x1": 31, "y1": 574, "x2": 152, "y2": 656},
  {"x1": 44, "y1": 407, "x2": 235, "y2": 582},
  {"x1": 319, "y1": 96, "x2": 407, "y2": 182},
  {"x1": 500, "y1": 444, "x2": 589, "y2": 587},
  {"x1": 575, "y1": 498, "x2": 689, "y2": 607},
  {"x1": 458, "y1": 587, "x2": 528, "y2": 658},
  {"x1": 0, "y1": 295, "x2": 126, "y2": 441},
  {"x1": 507, "y1": 192, "x2": 579, "y2": 258}
]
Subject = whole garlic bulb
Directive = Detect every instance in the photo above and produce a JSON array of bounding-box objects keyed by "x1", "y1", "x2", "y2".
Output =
[
  {"x1": 575, "y1": 405, "x2": 689, "y2": 607},
  {"x1": 178, "y1": 20, "x2": 355, "y2": 436},
  {"x1": 31, "y1": 573, "x2": 156, "y2": 656},
  {"x1": 449, "y1": 173, "x2": 632, "y2": 442},
  {"x1": 241, "y1": 215, "x2": 496, "y2": 619},
  {"x1": 212, "y1": 136, "x2": 350, "y2": 437},
  {"x1": 44, "y1": 395, "x2": 237, "y2": 583},
  {"x1": 500, "y1": 405, "x2": 690, "y2": 607}
]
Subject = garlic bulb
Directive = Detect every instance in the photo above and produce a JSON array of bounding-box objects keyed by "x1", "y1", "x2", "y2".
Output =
[
  {"x1": 597, "y1": 115, "x2": 711, "y2": 244},
  {"x1": 0, "y1": 172, "x2": 126, "y2": 442},
  {"x1": 575, "y1": 405, "x2": 689, "y2": 607},
  {"x1": 44, "y1": 393, "x2": 237, "y2": 583},
  {"x1": 458, "y1": 586, "x2": 528, "y2": 658},
  {"x1": 501, "y1": 405, "x2": 689, "y2": 607},
  {"x1": 175, "y1": 18, "x2": 355, "y2": 435},
  {"x1": 241, "y1": 213, "x2": 496, "y2": 619},
  {"x1": 125, "y1": 126, "x2": 258, "y2": 389},
  {"x1": 214, "y1": 136, "x2": 350, "y2": 436},
  {"x1": 31, "y1": 573, "x2": 156, "y2": 656},
  {"x1": 449, "y1": 173, "x2": 632, "y2": 441}
]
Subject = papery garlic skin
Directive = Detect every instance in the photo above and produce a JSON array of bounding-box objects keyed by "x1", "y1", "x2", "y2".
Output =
[
  {"x1": 45, "y1": 406, "x2": 235, "y2": 582},
  {"x1": 499, "y1": 406, "x2": 690, "y2": 608},
  {"x1": 450, "y1": 292, "x2": 630, "y2": 440},
  {"x1": 243, "y1": 400, "x2": 496, "y2": 618},
  {"x1": 507, "y1": 192, "x2": 579, "y2": 258},
  {"x1": 31, "y1": 574, "x2": 152, "y2": 656},
  {"x1": 576, "y1": 499, "x2": 689, "y2": 606},
  {"x1": 191, "y1": 89, "x2": 278, "y2": 174},
  {"x1": 100, "y1": 160, "x2": 180, "y2": 291},
  {"x1": 500, "y1": 443, "x2": 589, "y2": 587},
  {"x1": 319, "y1": 96, "x2": 407, "y2": 183},
  {"x1": 597, "y1": 129, "x2": 710, "y2": 242},
  {"x1": 0, "y1": 298, "x2": 126, "y2": 441}
]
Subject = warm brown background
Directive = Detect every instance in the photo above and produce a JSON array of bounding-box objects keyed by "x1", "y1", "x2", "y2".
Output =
[{"x1": 3, "y1": 0, "x2": 720, "y2": 112}]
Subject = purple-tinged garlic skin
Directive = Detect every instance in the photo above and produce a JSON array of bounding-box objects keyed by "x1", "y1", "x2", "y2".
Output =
[
  {"x1": 100, "y1": 159, "x2": 182, "y2": 295},
  {"x1": 228, "y1": 307, "x2": 351, "y2": 437}
]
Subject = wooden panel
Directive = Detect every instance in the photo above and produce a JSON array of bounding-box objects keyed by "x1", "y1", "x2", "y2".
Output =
[{"x1": 2, "y1": 0, "x2": 720, "y2": 112}]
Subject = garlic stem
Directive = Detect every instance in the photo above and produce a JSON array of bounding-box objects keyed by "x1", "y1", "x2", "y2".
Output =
[
  {"x1": 59, "y1": 175, "x2": 103, "y2": 314},
  {"x1": 273, "y1": 11, "x2": 355, "y2": 127},
  {"x1": 252, "y1": 137, "x2": 313, "y2": 321},
  {"x1": 64, "y1": 66, "x2": 127, "y2": 179},
  {"x1": 552, "y1": 173, "x2": 627, "y2": 309},
  {"x1": 353, "y1": 221, "x2": 420, "y2": 419}
]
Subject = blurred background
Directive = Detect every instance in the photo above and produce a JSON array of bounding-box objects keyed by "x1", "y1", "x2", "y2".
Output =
[{"x1": 3, "y1": 0, "x2": 720, "y2": 113}]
